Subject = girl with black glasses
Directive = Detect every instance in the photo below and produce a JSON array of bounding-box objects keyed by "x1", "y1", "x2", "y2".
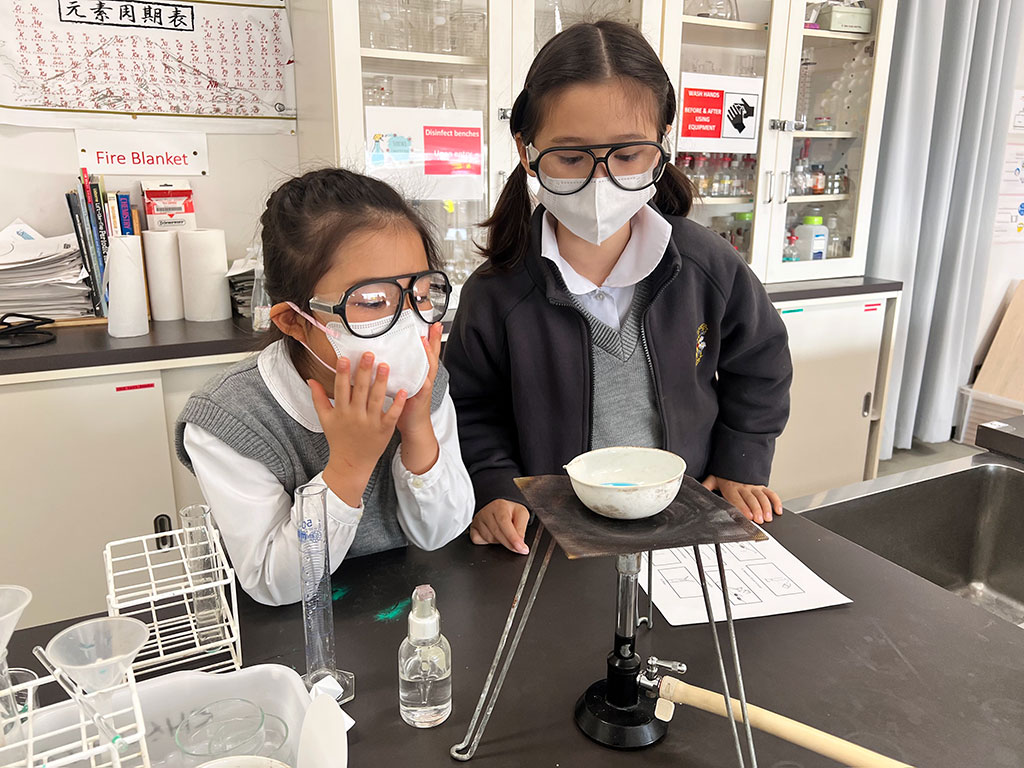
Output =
[
  {"x1": 175, "y1": 168, "x2": 473, "y2": 605},
  {"x1": 445, "y1": 21, "x2": 793, "y2": 555}
]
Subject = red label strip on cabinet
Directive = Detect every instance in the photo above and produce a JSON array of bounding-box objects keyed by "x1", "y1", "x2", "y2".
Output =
[
  {"x1": 864, "y1": 303, "x2": 882, "y2": 313},
  {"x1": 116, "y1": 383, "x2": 156, "y2": 392}
]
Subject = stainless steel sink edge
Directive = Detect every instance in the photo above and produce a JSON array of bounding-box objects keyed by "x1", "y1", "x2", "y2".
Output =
[{"x1": 782, "y1": 451, "x2": 1024, "y2": 514}]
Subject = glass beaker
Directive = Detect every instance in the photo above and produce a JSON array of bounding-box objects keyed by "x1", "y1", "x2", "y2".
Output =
[
  {"x1": 451, "y1": 10, "x2": 486, "y2": 58},
  {"x1": 178, "y1": 505, "x2": 224, "y2": 647},
  {"x1": 431, "y1": 0, "x2": 460, "y2": 53},
  {"x1": 375, "y1": 76, "x2": 395, "y2": 107},
  {"x1": 296, "y1": 483, "x2": 355, "y2": 704},
  {"x1": 438, "y1": 75, "x2": 457, "y2": 109},
  {"x1": 420, "y1": 78, "x2": 440, "y2": 108}
]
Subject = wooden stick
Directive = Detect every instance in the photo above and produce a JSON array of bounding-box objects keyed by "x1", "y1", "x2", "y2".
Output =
[{"x1": 659, "y1": 676, "x2": 913, "y2": 768}]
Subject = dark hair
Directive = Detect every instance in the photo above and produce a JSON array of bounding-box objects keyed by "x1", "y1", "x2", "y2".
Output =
[
  {"x1": 260, "y1": 167, "x2": 442, "y2": 369},
  {"x1": 481, "y1": 20, "x2": 695, "y2": 272}
]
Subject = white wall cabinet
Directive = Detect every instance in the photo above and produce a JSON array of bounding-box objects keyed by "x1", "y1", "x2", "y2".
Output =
[
  {"x1": 770, "y1": 290, "x2": 900, "y2": 501},
  {"x1": 0, "y1": 356, "x2": 245, "y2": 627},
  {"x1": 0, "y1": 371, "x2": 177, "y2": 627}
]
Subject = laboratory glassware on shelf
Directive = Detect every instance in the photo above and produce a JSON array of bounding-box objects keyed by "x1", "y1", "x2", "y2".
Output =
[
  {"x1": 438, "y1": 75, "x2": 457, "y2": 109},
  {"x1": 296, "y1": 482, "x2": 355, "y2": 705},
  {"x1": 684, "y1": 0, "x2": 739, "y2": 19}
]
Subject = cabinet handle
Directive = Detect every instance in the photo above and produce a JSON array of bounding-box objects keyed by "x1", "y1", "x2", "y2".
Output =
[
  {"x1": 769, "y1": 118, "x2": 806, "y2": 132},
  {"x1": 762, "y1": 171, "x2": 774, "y2": 204},
  {"x1": 862, "y1": 392, "x2": 873, "y2": 418},
  {"x1": 498, "y1": 170, "x2": 507, "y2": 189},
  {"x1": 779, "y1": 171, "x2": 790, "y2": 204},
  {"x1": 498, "y1": 107, "x2": 512, "y2": 121}
]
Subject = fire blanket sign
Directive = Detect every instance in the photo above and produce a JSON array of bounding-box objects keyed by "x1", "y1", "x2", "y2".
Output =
[{"x1": 679, "y1": 74, "x2": 763, "y2": 154}]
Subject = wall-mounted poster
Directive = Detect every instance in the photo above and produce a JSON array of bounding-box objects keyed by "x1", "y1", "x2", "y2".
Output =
[
  {"x1": 678, "y1": 74, "x2": 763, "y2": 154},
  {"x1": 364, "y1": 107, "x2": 484, "y2": 201},
  {"x1": 0, "y1": 0, "x2": 296, "y2": 133}
]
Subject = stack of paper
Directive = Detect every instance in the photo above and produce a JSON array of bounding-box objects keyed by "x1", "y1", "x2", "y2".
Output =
[{"x1": 0, "y1": 221, "x2": 97, "y2": 319}]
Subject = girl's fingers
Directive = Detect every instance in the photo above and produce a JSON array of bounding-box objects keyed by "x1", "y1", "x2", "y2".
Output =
[
  {"x1": 738, "y1": 487, "x2": 764, "y2": 524},
  {"x1": 307, "y1": 379, "x2": 334, "y2": 422},
  {"x1": 702, "y1": 475, "x2": 720, "y2": 492},
  {"x1": 487, "y1": 513, "x2": 521, "y2": 553},
  {"x1": 333, "y1": 357, "x2": 351, "y2": 408},
  {"x1": 497, "y1": 511, "x2": 529, "y2": 555},
  {"x1": 383, "y1": 390, "x2": 408, "y2": 427},
  {"x1": 350, "y1": 351, "x2": 375, "y2": 407},
  {"x1": 726, "y1": 487, "x2": 754, "y2": 521},
  {"x1": 752, "y1": 488, "x2": 773, "y2": 522},
  {"x1": 469, "y1": 516, "x2": 495, "y2": 545},
  {"x1": 767, "y1": 487, "x2": 784, "y2": 516},
  {"x1": 428, "y1": 322, "x2": 443, "y2": 360},
  {"x1": 368, "y1": 364, "x2": 390, "y2": 415}
]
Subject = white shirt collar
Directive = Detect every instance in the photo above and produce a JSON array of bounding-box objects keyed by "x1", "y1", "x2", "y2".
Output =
[
  {"x1": 257, "y1": 340, "x2": 324, "y2": 433},
  {"x1": 540, "y1": 204, "x2": 672, "y2": 295}
]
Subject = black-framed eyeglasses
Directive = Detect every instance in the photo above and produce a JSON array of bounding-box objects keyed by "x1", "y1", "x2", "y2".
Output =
[
  {"x1": 526, "y1": 141, "x2": 670, "y2": 195},
  {"x1": 0, "y1": 312, "x2": 56, "y2": 349},
  {"x1": 309, "y1": 270, "x2": 452, "y2": 339}
]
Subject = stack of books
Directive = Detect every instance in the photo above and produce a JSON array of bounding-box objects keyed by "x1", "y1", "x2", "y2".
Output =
[{"x1": 65, "y1": 168, "x2": 143, "y2": 318}]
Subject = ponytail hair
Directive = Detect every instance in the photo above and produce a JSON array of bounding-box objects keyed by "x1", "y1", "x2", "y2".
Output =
[{"x1": 481, "y1": 20, "x2": 695, "y2": 272}]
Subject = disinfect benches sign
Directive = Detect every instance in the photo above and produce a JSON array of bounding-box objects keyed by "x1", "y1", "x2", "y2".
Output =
[
  {"x1": 365, "y1": 106, "x2": 484, "y2": 201},
  {"x1": 679, "y1": 74, "x2": 763, "y2": 154}
]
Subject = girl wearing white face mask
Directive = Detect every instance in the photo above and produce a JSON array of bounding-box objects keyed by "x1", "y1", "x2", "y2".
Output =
[
  {"x1": 175, "y1": 169, "x2": 474, "y2": 606},
  {"x1": 445, "y1": 21, "x2": 793, "y2": 555}
]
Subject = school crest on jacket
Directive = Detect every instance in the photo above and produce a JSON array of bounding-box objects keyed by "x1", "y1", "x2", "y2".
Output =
[{"x1": 695, "y1": 323, "x2": 708, "y2": 365}]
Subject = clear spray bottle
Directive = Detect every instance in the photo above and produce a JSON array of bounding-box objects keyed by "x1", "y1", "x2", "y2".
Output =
[{"x1": 398, "y1": 584, "x2": 452, "y2": 727}]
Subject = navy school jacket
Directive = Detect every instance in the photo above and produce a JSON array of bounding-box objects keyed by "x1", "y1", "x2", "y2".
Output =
[{"x1": 443, "y1": 205, "x2": 793, "y2": 511}]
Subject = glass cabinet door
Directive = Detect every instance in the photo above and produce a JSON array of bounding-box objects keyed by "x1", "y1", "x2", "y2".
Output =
[
  {"x1": 764, "y1": 0, "x2": 896, "y2": 282},
  {"x1": 533, "y1": 0, "x2": 645, "y2": 51},
  {"x1": 356, "y1": 0, "x2": 496, "y2": 288},
  {"x1": 666, "y1": 0, "x2": 787, "y2": 278}
]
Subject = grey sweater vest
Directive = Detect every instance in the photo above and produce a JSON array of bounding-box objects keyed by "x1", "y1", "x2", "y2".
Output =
[
  {"x1": 565, "y1": 279, "x2": 664, "y2": 451},
  {"x1": 175, "y1": 350, "x2": 450, "y2": 558}
]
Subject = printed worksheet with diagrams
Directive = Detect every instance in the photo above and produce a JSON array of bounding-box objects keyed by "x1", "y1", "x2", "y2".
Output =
[{"x1": 640, "y1": 528, "x2": 851, "y2": 626}]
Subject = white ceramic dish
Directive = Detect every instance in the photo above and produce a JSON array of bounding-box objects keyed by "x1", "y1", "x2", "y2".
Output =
[
  {"x1": 197, "y1": 758, "x2": 289, "y2": 768},
  {"x1": 564, "y1": 447, "x2": 686, "y2": 520}
]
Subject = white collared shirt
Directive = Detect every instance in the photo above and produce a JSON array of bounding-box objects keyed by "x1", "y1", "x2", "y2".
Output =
[
  {"x1": 182, "y1": 340, "x2": 474, "y2": 606},
  {"x1": 540, "y1": 204, "x2": 673, "y2": 330}
]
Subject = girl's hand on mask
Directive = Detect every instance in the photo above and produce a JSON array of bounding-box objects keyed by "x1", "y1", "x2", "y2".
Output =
[
  {"x1": 701, "y1": 475, "x2": 783, "y2": 524},
  {"x1": 309, "y1": 351, "x2": 408, "y2": 507},
  {"x1": 395, "y1": 323, "x2": 442, "y2": 475}
]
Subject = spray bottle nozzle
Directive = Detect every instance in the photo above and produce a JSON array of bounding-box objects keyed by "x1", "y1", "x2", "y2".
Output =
[{"x1": 409, "y1": 584, "x2": 440, "y2": 641}]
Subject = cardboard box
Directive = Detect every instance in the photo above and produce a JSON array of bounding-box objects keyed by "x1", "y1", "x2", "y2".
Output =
[
  {"x1": 817, "y1": 5, "x2": 872, "y2": 34},
  {"x1": 141, "y1": 180, "x2": 196, "y2": 231}
]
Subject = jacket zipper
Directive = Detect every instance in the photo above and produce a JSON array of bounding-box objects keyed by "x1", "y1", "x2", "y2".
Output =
[
  {"x1": 640, "y1": 264, "x2": 681, "y2": 450},
  {"x1": 548, "y1": 295, "x2": 596, "y2": 452}
]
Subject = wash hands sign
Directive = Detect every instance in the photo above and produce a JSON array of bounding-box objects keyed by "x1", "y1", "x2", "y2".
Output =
[{"x1": 678, "y1": 74, "x2": 763, "y2": 154}]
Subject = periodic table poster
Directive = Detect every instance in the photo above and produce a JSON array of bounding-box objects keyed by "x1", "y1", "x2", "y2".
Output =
[{"x1": 0, "y1": 0, "x2": 296, "y2": 132}]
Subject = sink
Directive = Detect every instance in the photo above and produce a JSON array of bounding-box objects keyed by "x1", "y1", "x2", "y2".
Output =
[{"x1": 787, "y1": 455, "x2": 1024, "y2": 628}]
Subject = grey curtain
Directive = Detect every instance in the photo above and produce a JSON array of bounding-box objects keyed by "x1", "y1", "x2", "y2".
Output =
[{"x1": 867, "y1": 0, "x2": 1024, "y2": 458}]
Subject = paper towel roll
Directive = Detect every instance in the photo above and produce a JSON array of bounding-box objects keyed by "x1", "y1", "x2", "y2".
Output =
[
  {"x1": 105, "y1": 235, "x2": 150, "y2": 338},
  {"x1": 177, "y1": 229, "x2": 232, "y2": 322},
  {"x1": 142, "y1": 230, "x2": 185, "y2": 321}
]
